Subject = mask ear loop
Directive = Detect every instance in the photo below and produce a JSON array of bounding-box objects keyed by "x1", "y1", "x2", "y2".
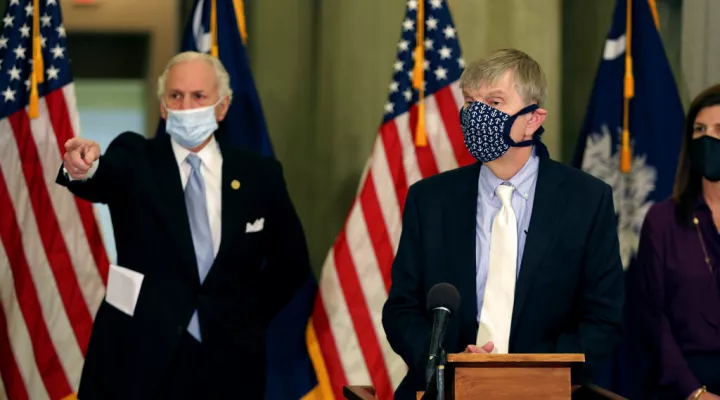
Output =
[
  {"x1": 214, "y1": 96, "x2": 226, "y2": 108},
  {"x1": 503, "y1": 104, "x2": 541, "y2": 147}
]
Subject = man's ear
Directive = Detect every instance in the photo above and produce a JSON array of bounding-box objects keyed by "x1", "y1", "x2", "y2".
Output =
[
  {"x1": 159, "y1": 102, "x2": 168, "y2": 120},
  {"x1": 525, "y1": 107, "x2": 547, "y2": 137},
  {"x1": 216, "y1": 96, "x2": 230, "y2": 122}
]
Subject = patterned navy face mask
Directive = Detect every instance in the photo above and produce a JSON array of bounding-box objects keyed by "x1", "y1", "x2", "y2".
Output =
[{"x1": 460, "y1": 101, "x2": 543, "y2": 163}]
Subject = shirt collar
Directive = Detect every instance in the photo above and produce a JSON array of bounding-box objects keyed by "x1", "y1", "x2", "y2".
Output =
[
  {"x1": 170, "y1": 135, "x2": 223, "y2": 178},
  {"x1": 479, "y1": 146, "x2": 539, "y2": 202}
]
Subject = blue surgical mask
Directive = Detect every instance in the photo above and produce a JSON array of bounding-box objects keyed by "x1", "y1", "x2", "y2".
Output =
[
  {"x1": 165, "y1": 100, "x2": 222, "y2": 148},
  {"x1": 460, "y1": 101, "x2": 542, "y2": 163}
]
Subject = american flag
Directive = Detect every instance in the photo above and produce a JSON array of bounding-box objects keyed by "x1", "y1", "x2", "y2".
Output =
[
  {"x1": 0, "y1": 1, "x2": 108, "y2": 399},
  {"x1": 307, "y1": 0, "x2": 473, "y2": 398}
]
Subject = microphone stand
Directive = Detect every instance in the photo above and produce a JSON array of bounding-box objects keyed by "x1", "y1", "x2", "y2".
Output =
[
  {"x1": 422, "y1": 346, "x2": 446, "y2": 400},
  {"x1": 435, "y1": 347, "x2": 446, "y2": 400}
]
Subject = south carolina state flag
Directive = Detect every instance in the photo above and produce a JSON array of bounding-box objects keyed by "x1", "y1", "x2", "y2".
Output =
[{"x1": 571, "y1": 0, "x2": 684, "y2": 397}]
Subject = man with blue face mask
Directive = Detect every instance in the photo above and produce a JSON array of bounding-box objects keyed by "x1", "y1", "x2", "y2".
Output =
[
  {"x1": 55, "y1": 51, "x2": 311, "y2": 399},
  {"x1": 382, "y1": 48, "x2": 624, "y2": 399}
]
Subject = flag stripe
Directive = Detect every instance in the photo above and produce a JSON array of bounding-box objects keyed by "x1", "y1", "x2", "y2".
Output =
[
  {"x1": 0, "y1": 160, "x2": 71, "y2": 399},
  {"x1": 358, "y1": 174, "x2": 393, "y2": 290},
  {"x1": 310, "y1": 296, "x2": 346, "y2": 399},
  {"x1": 1, "y1": 117, "x2": 80, "y2": 397},
  {"x1": 0, "y1": 241, "x2": 32, "y2": 400},
  {"x1": 317, "y1": 253, "x2": 370, "y2": 392},
  {"x1": 423, "y1": 95, "x2": 458, "y2": 172},
  {"x1": 1, "y1": 2, "x2": 110, "y2": 398},
  {"x1": 368, "y1": 138, "x2": 402, "y2": 253},
  {"x1": 61, "y1": 85, "x2": 82, "y2": 139},
  {"x1": 30, "y1": 96, "x2": 105, "y2": 337},
  {"x1": 380, "y1": 122, "x2": 409, "y2": 213},
  {"x1": 435, "y1": 85, "x2": 474, "y2": 167},
  {"x1": 332, "y1": 228, "x2": 394, "y2": 398},
  {"x1": 0, "y1": 359, "x2": 6, "y2": 400},
  {"x1": 389, "y1": 114, "x2": 422, "y2": 200},
  {"x1": 344, "y1": 202, "x2": 400, "y2": 394},
  {"x1": 8, "y1": 110, "x2": 93, "y2": 355},
  {"x1": 351, "y1": 184, "x2": 409, "y2": 389},
  {"x1": 47, "y1": 89, "x2": 110, "y2": 285},
  {"x1": 409, "y1": 105, "x2": 440, "y2": 179},
  {"x1": 450, "y1": 81, "x2": 465, "y2": 111}
]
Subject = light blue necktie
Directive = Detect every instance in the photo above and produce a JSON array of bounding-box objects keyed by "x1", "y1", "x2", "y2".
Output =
[{"x1": 184, "y1": 153, "x2": 214, "y2": 342}]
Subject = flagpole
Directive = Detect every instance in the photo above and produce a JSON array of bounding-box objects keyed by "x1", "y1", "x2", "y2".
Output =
[
  {"x1": 413, "y1": 0, "x2": 427, "y2": 146},
  {"x1": 621, "y1": 0, "x2": 634, "y2": 173},
  {"x1": 29, "y1": 0, "x2": 44, "y2": 118},
  {"x1": 210, "y1": 0, "x2": 218, "y2": 57}
]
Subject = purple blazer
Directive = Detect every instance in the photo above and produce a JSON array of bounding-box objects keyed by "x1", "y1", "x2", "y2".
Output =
[{"x1": 635, "y1": 198, "x2": 720, "y2": 398}]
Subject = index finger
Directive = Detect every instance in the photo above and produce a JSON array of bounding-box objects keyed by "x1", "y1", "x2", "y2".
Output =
[
  {"x1": 82, "y1": 145, "x2": 99, "y2": 164},
  {"x1": 64, "y1": 138, "x2": 81, "y2": 151}
]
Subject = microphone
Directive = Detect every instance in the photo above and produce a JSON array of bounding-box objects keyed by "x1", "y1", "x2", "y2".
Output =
[{"x1": 424, "y1": 283, "x2": 461, "y2": 388}]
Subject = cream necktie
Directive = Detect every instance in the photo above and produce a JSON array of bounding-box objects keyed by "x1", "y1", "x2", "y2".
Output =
[{"x1": 476, "y1": 184, "x2": 517, "y2": 354}]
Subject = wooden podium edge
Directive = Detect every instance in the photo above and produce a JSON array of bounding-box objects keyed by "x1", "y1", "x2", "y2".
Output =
[
  {"x1": 447, "y1": 353, "x2": 585, "y2": 363},
  {"x1": 447, "y1": 353, "x2": 585, "y2": 369}
]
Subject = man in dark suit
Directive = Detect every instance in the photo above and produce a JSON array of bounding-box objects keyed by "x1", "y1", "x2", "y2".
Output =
[
  {"x1": 382, "y1": 49, "x2": 624, "y2": 399},
  {"x1": 57, "y1": 51, "x2": 311, "y2": 399}
]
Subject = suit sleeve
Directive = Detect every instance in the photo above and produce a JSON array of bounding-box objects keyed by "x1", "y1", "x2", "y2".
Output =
[
  {"x1": 536, "y1": 184, "x2": 624, "y2": 381},
  {"x1": 382, "y1": 185, "x2": 432, "y2": 375},
  {"x1": 54, "y1": 132, "x2": 137, "y2": 204},
  {"x1": 258, "y1": 161, "x2": 312, "y2": 324},
  {"x1": 634, "y1": 208, "x2": 701, "y2": 398}
]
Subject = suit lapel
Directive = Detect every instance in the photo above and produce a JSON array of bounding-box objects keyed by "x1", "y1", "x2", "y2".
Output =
[
  {"x1": 203, "y1": 146, "x2": 251, "y2": 284},
  {"x1": 510, "y1": 157, "x2": 568, "y2": 336},
  {"x1": 148, "y1": 135, "x2": 200, "y2": 286},
  {"x1": 446, "y1": 163, "x2": 481, "y2": 343}
]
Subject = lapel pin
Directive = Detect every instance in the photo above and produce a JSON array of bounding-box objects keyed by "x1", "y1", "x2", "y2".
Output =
[{"x1": 231, "y1": 179, "x2": 241, "y2": 190}]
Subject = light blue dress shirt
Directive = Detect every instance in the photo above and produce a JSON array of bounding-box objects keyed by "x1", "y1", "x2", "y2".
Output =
[{"x1": 475, "y1": 148, "x2": 540, "y2": 323}]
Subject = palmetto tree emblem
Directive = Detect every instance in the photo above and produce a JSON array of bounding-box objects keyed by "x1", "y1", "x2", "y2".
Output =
[{"x1": 581, "y1": 125, "x2": 657, "y2": 270}]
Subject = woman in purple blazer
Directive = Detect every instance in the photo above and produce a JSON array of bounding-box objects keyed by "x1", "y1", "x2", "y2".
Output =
[{"x1": 636, "y1": 84, "x2": 720, "y2": 400}]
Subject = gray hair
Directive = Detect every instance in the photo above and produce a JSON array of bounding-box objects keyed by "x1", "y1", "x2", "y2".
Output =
[
  {"x1": 156, "y1": 51, "x2": 233, "y2": 103},
  {"x1": 459, "y1": 49, "x2": 546, "y2": 105}
]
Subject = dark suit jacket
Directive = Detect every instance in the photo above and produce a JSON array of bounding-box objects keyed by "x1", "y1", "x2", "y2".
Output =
[
  {"x1": 56, "y1": 132, "x2": 311, "y2": 399},
  {"x1": 382, "y1": 156, "x2": 624, "y2": 399}
]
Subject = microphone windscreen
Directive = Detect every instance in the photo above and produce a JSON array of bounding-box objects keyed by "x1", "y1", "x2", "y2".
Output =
[{"x1": 426, "y1": 283, "x2": 460, "y2": 314}]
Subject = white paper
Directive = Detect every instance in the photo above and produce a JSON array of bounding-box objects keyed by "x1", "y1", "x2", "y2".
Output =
[{"x1": 106, "y1": 264, "x2": 144, "y2": 317}]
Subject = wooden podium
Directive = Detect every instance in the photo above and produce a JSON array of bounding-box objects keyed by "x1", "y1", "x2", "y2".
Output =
[{"x1": 344, "y1": 353, "x2": 626, "y2": 400}]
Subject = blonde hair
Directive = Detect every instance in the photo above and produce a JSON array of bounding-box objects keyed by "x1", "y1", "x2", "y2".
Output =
[
  {"x1": 156, "y1": 51, "x2": 233, "y2": 103},
  {"x1": 459, "y1": 49, "x2": 546, "y2": 105}
]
